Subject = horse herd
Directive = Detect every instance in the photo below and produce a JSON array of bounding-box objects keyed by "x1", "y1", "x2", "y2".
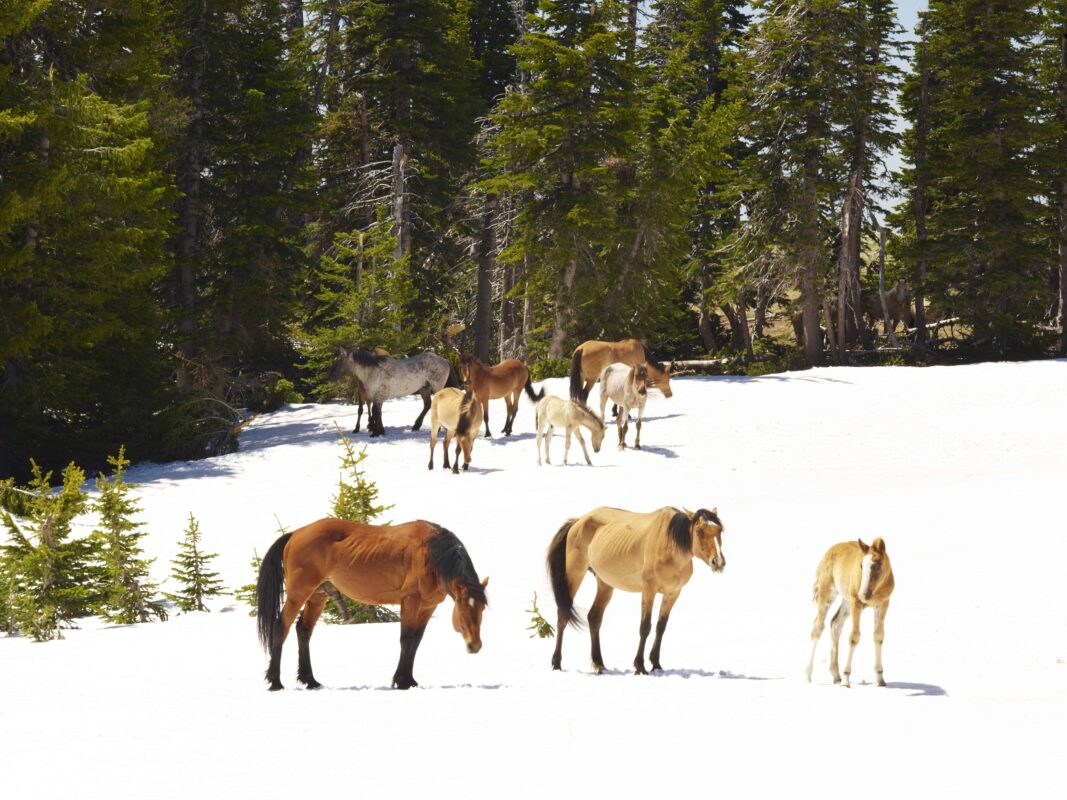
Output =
[{"x1": 258, "y1": 339, "x2": 896, "y2": 692}]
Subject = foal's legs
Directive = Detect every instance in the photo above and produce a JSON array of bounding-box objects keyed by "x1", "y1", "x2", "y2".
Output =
[
  {"x1": 648, "y1": 590, "x2": 681, "y2": 671},
  {"x1": 805, "y1": 587, "x2": 836, "y2": 683},
  {"x1": 841, "y1": 598, "x2": 865, "y2": 688},
  {"x1": 633, "y1": 588, "x2": 657, "y2": 675},
  {"x1": 830, "y1": 599, "x2": 853, "y2": 685},
  {"x1": 634, "y1": 401, "x2": 644, "y2": 449},
  {"x1": 296, "y1": 589, "x2": 328, "y2": 689},
  {"x1": 573, "y1": 428, "x2": 592, "y2": 465},
  {"x1": 442, "y1": 429, "x2": 454, "y2": 471},
  {"x1": 452, "y1": 436, "x2": 462, "y2": 474},
  {"x1": 617, "y1": 406, "x2": 629, "y2": 450},
  {"x1": 872, "y1": 600, "x2": 890, "y2": 687},
  {"x1": 428, "y1": 412, "x2": 440, "y2": 470},
  {"x1": 587, "y1": 578, "x2": 615, "y2": 673}
]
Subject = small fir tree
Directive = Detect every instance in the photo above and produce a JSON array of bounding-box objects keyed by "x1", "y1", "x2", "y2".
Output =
[
  {"x1": 0, "y1": 462, "x2": 100, "y2": 641},
  {"x1": 526, "y1": 592, "x2": 555, "y2": 639},
  {"x1": 92, "y1": 448, "x2": 168, "y2": 624},
  {"x1": 166, "y1": 514, "x2": 226, "y2": 612},
  {"x1": 234, "y1": 549, "x2": 262, "y2": 616}
]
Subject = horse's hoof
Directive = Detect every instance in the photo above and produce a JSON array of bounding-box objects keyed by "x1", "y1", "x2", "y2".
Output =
[
  {"x1": 877, "y1": 677, "x2": 886, "y2": 687},
  {"x1": 651, "y1": 663, "x2": 662, "y2": 672},
  {"x1": 633, "y1": 666, "x2": 648, "y2": 676},
  {"x1": 300, "y1": 679, "x2": 322, "y2": 690},
  {"x1": 462, "y1": 463, "x2": 469, "y2": 471},
  {"x1": 268, "y1": 683, "x2": 284, "y2": 692}
]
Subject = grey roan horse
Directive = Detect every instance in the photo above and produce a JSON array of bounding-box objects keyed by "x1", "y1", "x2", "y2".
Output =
[{"x1": 329, "y1": 348, "x2": 455, "y2": 437}]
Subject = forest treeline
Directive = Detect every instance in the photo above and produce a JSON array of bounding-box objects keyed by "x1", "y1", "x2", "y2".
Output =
[{"x1": 2, "y1": 0, "x2": 1066, "y2": 480}]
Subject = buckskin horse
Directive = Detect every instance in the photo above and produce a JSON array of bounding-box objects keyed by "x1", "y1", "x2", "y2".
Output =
[
  {"x1": 459, "y1": 353, "x2": 544, "y2": 437},
  {"x1": 568, "y1": 339, "x2": 673, "y2": 404},
  {"x1": 328, "y1": 348, "x2": 454, "y2": 437},
  {"x1": 546, "y1": 506, "x2": 725, "y2": 674},
  {"x1": 805, "y1": 537, "x2": 895, "y2": 687},
  {"x1": 256, "y1": 517, "x2": 488, "y2": 690},
  {"x1": 428, "y1": 387, "x2": 483, "y2": 474}
]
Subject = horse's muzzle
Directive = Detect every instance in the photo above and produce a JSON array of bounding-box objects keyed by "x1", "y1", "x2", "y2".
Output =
[
  {"x1": 711, "y1": 557, "x2": 725, "y2": 573},
  {"x1": 467, "y1": 641, "x2": 482, "y2": 654}
]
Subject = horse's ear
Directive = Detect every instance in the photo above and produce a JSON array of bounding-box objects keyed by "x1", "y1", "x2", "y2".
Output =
[
  {"x1": 481, "y1": 576, "x2": 489, "y2": 588},
  {"x1": 872, "y1": 538, "x2": 886, "y2": 554},
  {"x1": 858, "y1": 538, "x2": 870, "y2": 554},
  {"x1": 711, "y1": 506, "x2": 718, "y2": 516}
]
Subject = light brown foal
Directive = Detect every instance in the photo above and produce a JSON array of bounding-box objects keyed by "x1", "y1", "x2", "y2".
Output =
[{"x1": 805, "y1": 537, "x2": 895, "y2": 687}]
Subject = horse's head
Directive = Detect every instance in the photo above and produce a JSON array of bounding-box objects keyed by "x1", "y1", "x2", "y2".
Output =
[
  {"x1": 647, "y1": 361, "x2": 673, "y2": 398},
  {"x1": 451, "y1": 577, "x2": 489, "y2": 654},
  {"x1": 633, "y1": 364, "x2": 649, "y2": 396},
  {"x1": 691, "y1": 507, "x2": 725, "y2": 572},
  {"x1": 327, "y1": 347, "x2": 352, "y2": 383},
  {"x1": 589, "y1": 414, "x2": 606, "y2": 453},
  {"x1": 857, "y1": 538, "x2": 889, "y2": 602}
]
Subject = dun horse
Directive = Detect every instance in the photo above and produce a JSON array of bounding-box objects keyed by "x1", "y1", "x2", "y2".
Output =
[
  {"x1": 256, "y1": 517, "x2": 488, "y2": 690},
  {"x1": 459, "y1": 354, "x2": 544, "y2": 437},
  {"x1": 534, "y1": 395, "x2": 606, "y2": 466},
  {"x1": 569, "y1": 339, "x2": 673, "y2": 404},
  {"x1": 598, "y1": 362, "x2": 649, "y2": 449},
  {"x1": 328, "y1": 348, "x2": 453, "y2": 437},
  {"x1": 805, "y1": 538, "x2": 894, "y2": 687},
  {"x1": 547, "y1": 506, "x2": 725, "y2": 674},
  {"x1": 427, "y1": 388, "x2": 483, "y2": 473}
]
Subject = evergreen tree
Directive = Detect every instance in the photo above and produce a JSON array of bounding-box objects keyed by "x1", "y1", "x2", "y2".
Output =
[
  {"x1": 896, "y1": 0, "x2": 1051, "y2": 354},
  {"x1": 0, "y1": 1, "x2": 182, "y2": 480},
  {"x1": 234, "y1": 549, "x2": 262, "y2": 616},
  {"x1": 0, "y1": 462, "x2": 100, "y2": 641},
  {"x1": 92, "y1": 448, "x2": 167, "y2": 624},
  {"x1": 166, "y1": 513, "x2": 226, "y2": 612}
]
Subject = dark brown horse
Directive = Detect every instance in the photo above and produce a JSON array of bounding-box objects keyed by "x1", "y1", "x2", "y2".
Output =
[
  {"x1": 256, "y1": 518, "x2": 488, "y2": 690},
  {"x1": 569, "y1": 339, "x2": 673, "y2": 404},
  {"x1": 459, "y1": 353, "x2": 543, "y2": 437}
]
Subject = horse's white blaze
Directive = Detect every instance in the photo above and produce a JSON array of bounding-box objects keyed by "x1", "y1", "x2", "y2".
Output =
[
  {"x1": 858, "y1": 552, "x2": 874, "y2": 598},
  {"x1": 468, "y1": 597, "x2": 476, "y2": 608},
  {"x1": 716, "y1": 534, "x2": 724, "y2": 563}
]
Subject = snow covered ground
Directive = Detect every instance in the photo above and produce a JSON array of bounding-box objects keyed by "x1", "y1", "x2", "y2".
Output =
[{"x1": 3, "y1": 362, "x2": 1066, "y2": 798}]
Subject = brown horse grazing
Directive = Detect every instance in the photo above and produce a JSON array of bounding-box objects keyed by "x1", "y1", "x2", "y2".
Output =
[
  {"x1": 546, "y1": 506, "x2": 725, "y2": 674},
  {"x1": 569, "y1": 339, "x2": 673, "y2": 404},
  {"x1": 459, "y1": 354, "x2": 544, "y2": 437},
  {"x1": 805, "y1": 538, "x2": 895, "y2": 688},
  {"x1": 256, "y1": 518, "x2": 488, "y2": 691},
  {"x1": 428, "y1": 388, "x2": 483, "y2": 473}
]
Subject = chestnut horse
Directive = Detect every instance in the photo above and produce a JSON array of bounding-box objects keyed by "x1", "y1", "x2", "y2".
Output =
[
  {"x1": 459, "y1": 354, "x2": 544, "y2": 437},
  {"x1": 805, "y1": 537, "x2": 894, "y2": 687},
  {"x1": 428, "y1": 387, "x2": 483, "y2": 473},
  {"x1": 256, "y1": 518, "x2": 488, "y2": 691},
  {"x1": 569, "y1": 339, "x2": 673, "y2": 404},
  {"x1": 547, "y1": 506, "x2": 725, "y2": 674}
]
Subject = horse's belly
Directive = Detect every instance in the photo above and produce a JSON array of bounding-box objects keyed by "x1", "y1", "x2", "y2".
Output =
[
  {"x1": 587, "y1": 549, "x2": 644, "y2": 593},
  {"x1": 328, "y1": 569, "x2": 406, "y2": 606}
]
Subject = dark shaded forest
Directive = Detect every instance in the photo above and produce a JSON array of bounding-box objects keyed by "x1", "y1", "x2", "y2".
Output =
[{"x1": 2, "y1": 0, "x2": 1065, "y2": 480}]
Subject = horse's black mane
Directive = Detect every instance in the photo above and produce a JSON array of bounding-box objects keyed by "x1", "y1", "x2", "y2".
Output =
[
  {"x1": 459, "y1": 352, "x2": 483, "y2": 367},
  {"x1": 426, "y1": 523, "x2": 487, "y2": 604},
  {"x1": 693, "y1": 508, "x2": 723, "y2": 529},
  {"x1": 348, "y1": 348, "x2": 388, "y2": 367},
  {"x1": 641, "y1": 342, "x2": 667, "y2": 372},
  {"x1": 667, "y1": 510, "x2": 693, "y2": 554}
]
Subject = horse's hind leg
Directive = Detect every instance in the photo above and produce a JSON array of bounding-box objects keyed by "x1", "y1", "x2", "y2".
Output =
[
  {"x1": 805, "y1": 589, "x2": 835, "y2": 683},
  {"x1": 648, "y1": 590, "x2": 681, "y2": 671},
  {"x1": 587, "y1": 578, "x2": 615, "y2": 673},
  {"x1": 266, "y1": 583, "x2": 319, "y2": 691},
  {"x1": 296, "y1": 589, "x2": 328, "y2": 689},
  {"x1": 873, "y1": 600, "x2": 890, "y2": 687},
  {"x1": 442, "y1": 429, "x2": 454, "y2": 471},
  {"x1": 412, "y1": 385, "x2": 432, "y2": 431},
  {"x1": 829, "y1": 599, "x2": 852, "y2": 684},
  {"x1": 633, "y1": 588, "x2": 657, "y2": 675}
]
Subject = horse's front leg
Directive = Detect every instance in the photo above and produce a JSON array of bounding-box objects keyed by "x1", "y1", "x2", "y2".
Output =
[
  {"x1": 355, "y1": 396, "x2": 364, "y2": 433},
  {"x1": 873, "y1": 600, "x2": 890, "y2": 687},
  {"x1": 442, "y1": 429, "x2": 454, "y2": 471},
  {"x1": 393, "y1": 598, "x2": 430, "y2": 689},
  {"x1": 369, "y1": 401, "x2": 384, "y2": 437},
  {"x1": 483, "y1": 398, "x2": 491, "y2": 438},
  {"x1": 829, "y1": 600, "x2": 852, "y2": 685},
  {"x1": 634, "y1": 402, "x2": 643, "y2": 449},
  {"x1": 617, "y1": 408, "x2": 628, "y2": 450},
  {"x1": 648, "y1": 591, "x2": 680, "y2": 671},
  {"x1": 842, "y1": 599, "x2": 864, "y2": 688},
  {"x1": 633, "y1": 588, "x2": 656, "y2": 675},
  {"x1": 573, "y1": 428, "x2": 592, "y2": 465}
]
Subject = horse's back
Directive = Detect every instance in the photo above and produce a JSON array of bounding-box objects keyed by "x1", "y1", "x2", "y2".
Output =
[{"x1": 583, "y1": 507, "x2": 674, "y2": 592}]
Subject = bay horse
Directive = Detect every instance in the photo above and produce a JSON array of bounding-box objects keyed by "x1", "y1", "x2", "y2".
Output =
[
  {"x1": 569, "y1": 339, "x2": 673, "y2": 404},
  {"x1": 534, "y1": 395, "x2": 605, "y2": 466},
  {"x1": 805, "y1": 537, "x2": 894, "y2": 687},
  {"x1": 547, "y1": 506, "x2": 725, "y2": 674},
  {"x1": 459, "y1": 353, "x2": 544, "y2": 437},
  {"x1": 597, "y1": 362, "x2": 648, "y2": 449},
  {"x1": 428, "y1": 388, "x2": 483, "y2": 473},
  {"x1": 256, "y1": 517, "x2": 488, "y2": 691},
  {"x1": 328, "y1": 348, "x2": 454, "y2": 437}
]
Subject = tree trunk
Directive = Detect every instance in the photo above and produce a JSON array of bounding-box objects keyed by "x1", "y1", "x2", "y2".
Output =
[
  {"x1": 1059, "y1": 20, "x2": 1067, "y2": 355},
  {"x1": 754, "y1": 283, "x2": 770, "y2": 339},
  {"x1": 721, "y1": 303, "x2": 745, "y2": 350},
  {"x1": 548, "y1": 260, "x2": 578, "y2": 359},
  {"x1": 799, "y1": 166, "x2": 824, "y2": 368},
  {"x1": 474, "y1": 194, "x2": 497, "y2": 361},
  {"x1": 823, "y1": 298, "x2": 839, "y2": 365},
  {"x1": 912, "y1": 27, "x2": 930, "y2": 347},
  {"x1": 877, "y1": 226, "x2": 900, "y2": 348},
  {"x1": 698, "y1": 263, "x2": 720, "y2": 352}
]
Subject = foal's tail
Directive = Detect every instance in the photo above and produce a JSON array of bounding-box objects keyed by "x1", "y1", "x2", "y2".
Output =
[
  {"x1": 523, "y1": 376, "x2": 545, "y2": 403},
  {"x1": 547, "y1": 519, "x2": 581, "y2": 629},
  {"x1": 256, "y1": 532, "x2": 292, "y2": 653},
  {"x1": 569, "y1": 348, "x2": 585, "y2": 402},
  {"x1": 456, "y1": 388, "x2": 477, "y2": 437}
]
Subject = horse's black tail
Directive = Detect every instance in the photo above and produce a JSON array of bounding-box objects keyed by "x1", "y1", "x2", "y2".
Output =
[
  {"x1": 256, "y1": 532, "x2": 292, "y2": 653},
  {"x1": 547, "y1": 519, "x2": 581, "y2": 629},
  {"x1": 569, "y1": 348, "x2": 585, "y2": 401},
  {"x1": 456, "y1": 388, "x2": 477, "y2": 437},
  {"x1": 523, "y1": 376, "x2": 545, "y2": 403},
  {"x1": 446, "y1": 362, "x2": 462, "y2": 389}
]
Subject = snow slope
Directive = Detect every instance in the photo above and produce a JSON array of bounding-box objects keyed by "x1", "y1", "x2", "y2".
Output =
[{"x1": 3, "y1": 362, "x2": 1066, "y2": 799}]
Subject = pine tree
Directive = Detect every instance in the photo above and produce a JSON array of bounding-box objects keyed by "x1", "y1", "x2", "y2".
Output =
[
  {"x1": 234, "y1": 549, "x2": 262, "y2": 616},
  {"x1": 0, "y1": 462, "x2": 100, "y2": 641},
  {"x1": 166, "y1": 513, "x2": 226, "y2": 612},
  {"x1": 92, "y1": 448, "x2": 167, "y2": 625}
]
